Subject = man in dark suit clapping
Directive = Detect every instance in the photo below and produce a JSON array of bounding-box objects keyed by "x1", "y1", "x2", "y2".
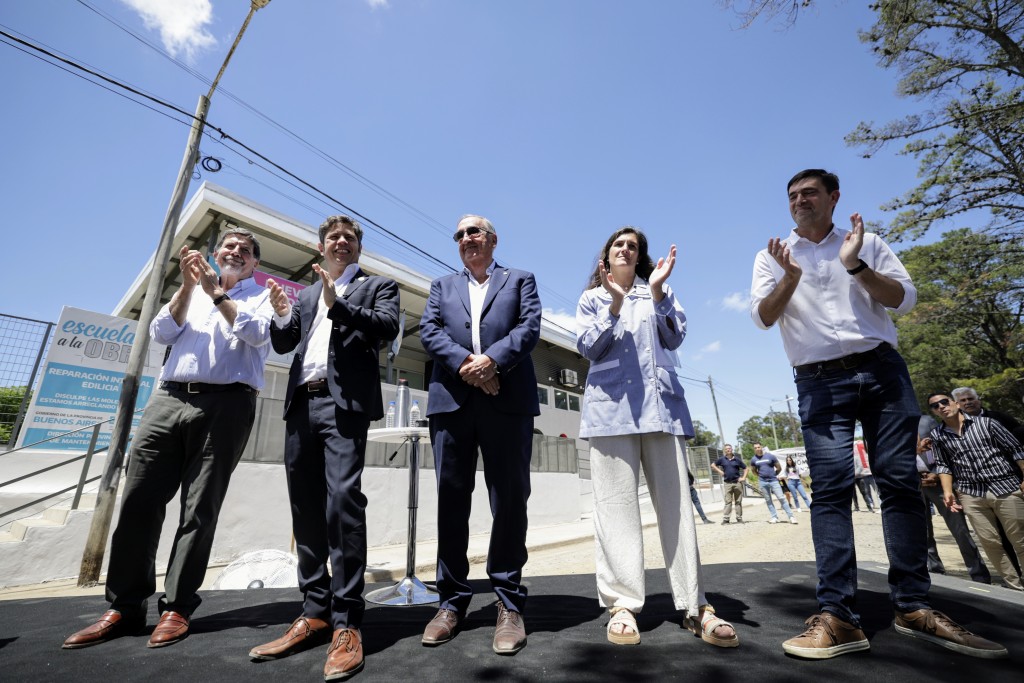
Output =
[
  {"x1": 419, "y1": 214, "x2": 542, "y2": 655},
  {"x1": 249, "y1": 215, "x2": 399, "y2": 680}
]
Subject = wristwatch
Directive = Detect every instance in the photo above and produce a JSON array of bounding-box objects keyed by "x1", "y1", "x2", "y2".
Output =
[
  {"x1": 846, "y1": 259, "x2": 869, "y2": 275},
  {"x1": 212, "y1": 293, "x2": 232, "y2": 306}
]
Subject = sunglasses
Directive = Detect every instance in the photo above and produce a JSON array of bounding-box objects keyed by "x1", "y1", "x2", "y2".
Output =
[
  {"x1": 929, "y1": 398, "x2": 951, "y2": 410},
  {"x1": 453, "y1": 226, "x2": 489, "y2": 242}
]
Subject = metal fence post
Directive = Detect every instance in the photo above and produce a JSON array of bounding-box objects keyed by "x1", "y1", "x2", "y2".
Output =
[{"x1": 72, "y1": 424, "x2": 102, "y2": 510}]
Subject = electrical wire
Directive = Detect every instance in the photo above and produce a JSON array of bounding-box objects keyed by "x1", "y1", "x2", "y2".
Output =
[
  {"x1": 69, "y1": 0, "x2": 584, "y2": 316},
  {"x1": 1, "y1": 25, "x2": 578, "y2": 328}
]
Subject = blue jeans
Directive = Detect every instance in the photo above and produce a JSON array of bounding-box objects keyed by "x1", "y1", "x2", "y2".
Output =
[
  {"x1": 785, "y1": 478, "x2": 812, "y2": 509},
  {"x1": 690, "y1": 485, "x2": 709, "y2": 521},
  {"x1": 856, "y1": 476, "x2": 877, "y2": 510},
  {"x1": 795, "y1": 346, "x2": 930, "y2": 626},
  {"x1": 759, "y1": 478, "x2": 793, "y2": 520}
]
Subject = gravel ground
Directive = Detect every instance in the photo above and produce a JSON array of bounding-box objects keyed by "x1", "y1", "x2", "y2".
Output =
[{"x1": 518, "y1": 495, "x2": 975, "y2": 581}]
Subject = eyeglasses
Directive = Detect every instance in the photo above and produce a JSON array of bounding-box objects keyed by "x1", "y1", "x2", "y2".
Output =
[
  {"x1": 453, "y1": 226, "x2": 489, "y2": 242},
  {"x1": 929, "y1": 398, "x2": 951, "y2": 409}
]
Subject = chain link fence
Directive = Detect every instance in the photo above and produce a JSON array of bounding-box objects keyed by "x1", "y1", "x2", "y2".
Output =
[{"x1": 0, "y1": 314, "x2": 54, "y2": 449}]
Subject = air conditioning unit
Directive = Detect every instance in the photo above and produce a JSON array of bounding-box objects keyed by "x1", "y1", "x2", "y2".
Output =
[{"x1": 558, "y1": 368, "x2": 578, "y2": 387}]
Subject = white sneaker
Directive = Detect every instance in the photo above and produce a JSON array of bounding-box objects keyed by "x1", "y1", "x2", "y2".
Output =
[
  {"x1": 768, "y1": 518, "x2": 779, "y2": 524},
  {"x1": 790, "y1": 517, "x2": 799, "y2": 524}
]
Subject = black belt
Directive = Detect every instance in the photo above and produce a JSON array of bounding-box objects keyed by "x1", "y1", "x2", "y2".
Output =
[
  {"x1": 725, "y1": 479, "x2": 739, "y2": 483},
  {"x1": 161, "y1": 381, "x2": 253, "y2": 394},
  {"x1": 298, "y1": 378, "x2": 329, "y2": 395},
  {"x1": 794, "y1": 342, "x2": 892, "y2": 376}
]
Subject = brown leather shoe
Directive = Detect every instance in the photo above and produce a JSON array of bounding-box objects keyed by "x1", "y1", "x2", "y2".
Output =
[
  {"x1": 493, "y1": 601, "x2": 526, "y2": 655},
  {"x1": 782, "y1": 612, "x2": 869, "y2": 659},
  {"x1": 895, "y1": 609, "x2": 1007, "y2": 659},
  {"x1": 147, "y1": 610, "x2": 190, "y2": 648},
  {"x1": 249, "y1": 616, "x2": 332, "y2": 660},
  {"x1": 62, "y1": 609, "x2": 146, "y2": 649},
  {"x1": 323, "y1": 628, "x2": 364, "y2": 681},
  {"x1": 421, "y1": 608, "x2": 461, "y2": 646}
]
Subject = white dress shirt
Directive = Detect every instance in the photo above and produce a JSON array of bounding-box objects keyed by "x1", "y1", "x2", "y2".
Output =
[
  {"x1": 749, "y1": 226, "x2": 916, "y2": 367},
  {"x1": 151, "y1": 275, "x2": 273, "y2": 390},
  {"x1": 273, "y1": 263, "x2": 361, "y2": 384},
  {"x1": 466, "y1": 260, "x2": 496, "y2": 355}
]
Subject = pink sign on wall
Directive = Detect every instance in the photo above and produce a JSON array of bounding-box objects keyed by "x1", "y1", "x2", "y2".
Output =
[{"x1": 253, "y1": 270, "x2": 306, "y2": 305}]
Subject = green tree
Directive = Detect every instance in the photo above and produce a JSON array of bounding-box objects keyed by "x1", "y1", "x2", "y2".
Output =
[
  {"x1": 690, "y1": 419, "x2": 721, "y2": 447},
  {"x1": 723, "y1": 1, "x2": 1024, "y2": 243},
  {"x1": 896, "y1": 228, "x2": 1024, "y2": 416},
  {"x1": 737, "y1": 411, "x2": 801, "y2": 456},
  {"x1": 0, "y1": 385, "x2": 29, "y2": 444}
]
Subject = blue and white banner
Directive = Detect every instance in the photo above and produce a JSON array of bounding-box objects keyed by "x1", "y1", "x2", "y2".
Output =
[{"x1": 17, "y1": 307, "x2": 165, "y2": 451}]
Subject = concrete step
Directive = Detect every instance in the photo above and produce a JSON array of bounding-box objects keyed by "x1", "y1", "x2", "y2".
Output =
[
  {"x1": 0, "y1": 489, "x2": 106, "y2": 546},
  {"x1": 43, "y1": 507, "x2": 70, "y2": 525},
  {"x1": 10, "y1": 517, "x2": 64, "y2": 540}
]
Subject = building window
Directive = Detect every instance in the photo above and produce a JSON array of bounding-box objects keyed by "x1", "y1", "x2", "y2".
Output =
[
  {"x1": 554, "y1": 389, "x2": 568, "y2": 410},
  {"x1": 537, "y1": 386, "x2": 549, "y2": 405},
  {"x1": 568, "y1": 394, "x2": 580, "y2": 412}
]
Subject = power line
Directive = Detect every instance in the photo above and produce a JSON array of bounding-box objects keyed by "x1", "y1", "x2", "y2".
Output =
[
  {"x1": 68, "y1": 0, "x2": 585, "y2": 316},
  {"x1": 73, "y1": 0, "x2": 456, "y2": 242},
  {"x1": 0, "y1": 26, "x2": 577, "y2": 332}
]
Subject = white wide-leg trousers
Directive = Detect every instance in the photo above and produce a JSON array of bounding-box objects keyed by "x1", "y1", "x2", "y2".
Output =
[{"x1": 589, "y1": 432, "x2": 706, "y2": 613}]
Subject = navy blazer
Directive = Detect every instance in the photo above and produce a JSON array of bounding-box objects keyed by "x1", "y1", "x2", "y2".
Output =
[
  {"x1": 420, "y1": 263, "x2": 541, "y2": 417},
  {"x1": 270, "y1": 270, "x2": 400, "y2": 420}
]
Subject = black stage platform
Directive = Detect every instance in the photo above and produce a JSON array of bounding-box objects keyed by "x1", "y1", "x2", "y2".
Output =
[{"x1": 2, "y1": 562, "x2": 1021, "y2": 682}]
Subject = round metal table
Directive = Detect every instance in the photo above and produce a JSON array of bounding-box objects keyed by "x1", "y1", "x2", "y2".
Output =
[{"x1": 364, "y1": 426, "x2": 439, "y2": 606}]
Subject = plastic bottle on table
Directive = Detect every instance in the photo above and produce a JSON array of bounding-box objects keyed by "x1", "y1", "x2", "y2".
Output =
[
  {"x1": 410, "y1": 400, "x2": 421, "y2": 426},
  {"x1": 385, "y1": 401, "x2": 396, "y2": 429}
]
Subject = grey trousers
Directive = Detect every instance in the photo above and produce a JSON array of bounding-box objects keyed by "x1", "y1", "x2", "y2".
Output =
[{"x1": 105, "y1": 387, "x2": 257, "y2": 616}]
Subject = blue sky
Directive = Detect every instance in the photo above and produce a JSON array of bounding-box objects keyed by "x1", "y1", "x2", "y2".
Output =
[{"x1": 1, "y1": 1, "x2": 937, "y2": 444}]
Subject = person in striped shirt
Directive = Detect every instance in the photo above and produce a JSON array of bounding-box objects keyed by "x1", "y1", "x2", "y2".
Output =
[{"x1": 926, "y1": 392, "x2": 1024, "y2": 591}]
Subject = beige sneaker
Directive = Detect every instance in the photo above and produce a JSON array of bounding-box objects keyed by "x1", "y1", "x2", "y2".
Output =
[
  {"x1": 782, "y1": 612, "x2": 870, "y2": 659},
  {"x1": 895, "y1": 609, "x2": 1007, "y2": 659}
]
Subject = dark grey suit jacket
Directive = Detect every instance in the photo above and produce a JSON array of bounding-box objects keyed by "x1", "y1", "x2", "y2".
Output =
[{"x1": 270, "y1": 269, "x2": 399, "y2": 420}]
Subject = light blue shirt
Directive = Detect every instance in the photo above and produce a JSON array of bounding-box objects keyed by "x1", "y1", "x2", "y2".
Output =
[
  {"x1": 576, "y1": 278, "x2": 694, "y2": 439},
  {"x1": 151, "y1": 275, "x2": 273, "y2": 390}
]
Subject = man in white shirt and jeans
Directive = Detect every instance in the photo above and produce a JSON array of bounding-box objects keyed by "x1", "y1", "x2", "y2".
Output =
[{"x1": 750, "y1": 168, "x2": 1006, "y2": 660}]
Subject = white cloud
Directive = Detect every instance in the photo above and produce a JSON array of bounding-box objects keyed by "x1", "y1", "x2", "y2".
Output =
[
  {"x1": 721, "y1": 291, "x2": 750, "y2": 312},
  {"x1": 542, "y1": 308, "x2": 576, "y2": 336},
  {"x1": 700, "y1": 341, "x2": 721, "y2": 354},
  {"x1": 121, "y1": 0, "x2": 216, "y2": 61},
  {"x1": 367, "y1": 0, "x2": 390, "y2": 7},
  {"x1": 688, "y1": 340, "x2": 722, "y2": 361}
]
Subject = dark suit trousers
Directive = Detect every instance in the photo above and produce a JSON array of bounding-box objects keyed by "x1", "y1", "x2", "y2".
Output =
[
  {"x1": 430, "y1": 400, "x2": 533, "y2": 614},
  {"x1": 106, "y1": 388, "x2": 256, "y2": 617},
  {"x1": 285, "y1": 393, "x2": 370, "y2": 629},
  {"x1": 921, "y1": 484, "x2": 991, "y2": 584}
]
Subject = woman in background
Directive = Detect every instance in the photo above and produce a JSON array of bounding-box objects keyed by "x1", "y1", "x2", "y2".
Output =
[
  {"x1": 576, "y1": 226, "x2": 738, "y2": 649},
  {"x1": 785, "y1": 454, "x2": 812, "y2": 511}
]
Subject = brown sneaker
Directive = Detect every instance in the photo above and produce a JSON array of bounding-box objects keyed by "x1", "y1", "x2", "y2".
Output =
[
  {"x1": 782, "y1": 612, "x2": 870, "y2": 659},
  {"x1": 493, "y1": 601, "x2": 526, "y2": 655},
  {"x1": 249, "y1": 616, "x2": 332, "y2": 660},
  {"x1": 422, "y1": 608, "x2": 461, "y2": 646},
  {"x1": 895, "y1": 609, "x2": 1007, "y2": 659},
  {"x1": 323, "y1": 628, "x2": 364, "y2": 680}
]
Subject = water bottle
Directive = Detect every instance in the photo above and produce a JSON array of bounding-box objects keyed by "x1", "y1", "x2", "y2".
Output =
[
  {"x1": 395, "y1": 378, "x2": 411, "y2": 428},
  {"x1": 409, "y1": 400, "x2": 421, "y2": 426},
  {"x1": 385, "y1": 401, "x2": 396, "y2": 429}
]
